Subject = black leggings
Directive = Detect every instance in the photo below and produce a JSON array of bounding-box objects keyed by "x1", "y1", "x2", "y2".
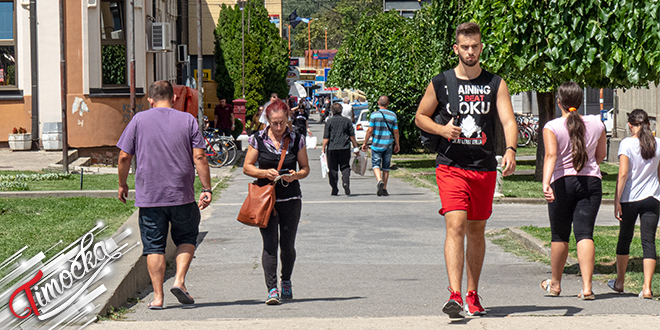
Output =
[
  {"x1": 260, "y1": 199, "x2": 302, "y2": 290},
  {"x1": 548, "y1": 176, "x2": 602, "y2": 243},
  {"x1": 617, "y1": 196, "x2": 660, "y2": 259}
]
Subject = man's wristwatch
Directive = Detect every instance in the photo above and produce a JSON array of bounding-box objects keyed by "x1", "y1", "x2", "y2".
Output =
[
  {"x1": 202, "y1": 189, "x2": 213, "y2": 194},
  {"x1": 506, "y1": 146, "x2": 517, "y2": 153}
]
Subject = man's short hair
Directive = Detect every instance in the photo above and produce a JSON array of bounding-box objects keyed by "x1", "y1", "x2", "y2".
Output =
[
  {"x1": 342, "y1": 97, "x2": 350, "y2": 104},
  {"x1": 271, "y1": 93, "x2": 278, "y2": 99},
  {"x1": 455, "y1": 22, "x2": 481, "y2": 43},
  {"x1": 149, "y1": 80, "x2": 174, "y2": 102},
  {"x1": 377, "y1": 95, "x2": 389, "y2": 107},
  {"x1": 331, "y1": 103, "x2": 343, "y2": 115}
]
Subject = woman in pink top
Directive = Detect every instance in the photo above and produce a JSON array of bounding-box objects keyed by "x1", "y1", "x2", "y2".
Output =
[{"x1": 539, "y1": 82, "x2": 607, "y2": 300}]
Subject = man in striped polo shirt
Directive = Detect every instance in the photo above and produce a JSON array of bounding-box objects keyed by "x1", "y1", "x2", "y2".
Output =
[{"x1": 361, "y1": 96, "x2": 400, "y2": 196}]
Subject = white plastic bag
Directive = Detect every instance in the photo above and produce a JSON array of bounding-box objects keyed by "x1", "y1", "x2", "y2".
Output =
[
  {"x1": 352, "y1": 150, "x2": 368, "y2": 176},
  {"x1": 320, "y1": 153, "x2": 329, "y2": 178},
  {"x1": 306, "y1": 136, "x2": 317, "y2": 149}
]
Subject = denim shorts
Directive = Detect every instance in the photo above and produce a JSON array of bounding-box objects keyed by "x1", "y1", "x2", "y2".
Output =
[
  {"x1": 371, "y1": 145, "x2": 393, "y2": 171},
  {"x1": 138, "y1": 202, "x2": 201, "y2": 255}
]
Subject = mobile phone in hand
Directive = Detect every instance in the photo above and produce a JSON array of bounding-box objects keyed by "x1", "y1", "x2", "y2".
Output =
[{"x1": 278, "y1": 169, "x2": 292, "y2": 175}]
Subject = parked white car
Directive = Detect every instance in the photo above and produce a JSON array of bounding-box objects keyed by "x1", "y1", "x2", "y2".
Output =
[{"x1": 354, "y1": 109, "x2": 370, "y2": 144}]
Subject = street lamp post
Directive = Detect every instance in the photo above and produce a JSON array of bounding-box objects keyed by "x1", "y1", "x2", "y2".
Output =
[
  {"x1": 237, "y1": 1, "x2": 246, "y2": 98},
  {"x1": 307, "y1": 18, "x2": 318, "y2": 67},
  {"x1": 287, "y1": 24, "x2": 292, "y2": 55},
  {"x1": 324, "y1": 27, "x2": 327, "y2": 50}
]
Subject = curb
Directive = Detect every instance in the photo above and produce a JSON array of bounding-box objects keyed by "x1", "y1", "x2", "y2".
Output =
[
  {"x1": 0, "y1": 190, "x2": 136, "y2": 199},
  {"x1": 506, "y1": 227, "x2": 579, "y2": 265},
  {"x1": 95, "y1": 167, "x2": 234, "y2": 316}
]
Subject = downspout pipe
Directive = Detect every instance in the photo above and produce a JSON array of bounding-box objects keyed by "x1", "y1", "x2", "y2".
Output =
[
  {"x1": 30, "y1": 0, "x2": 39, "y2": 150},
  {"x1": 59, "y1": 0, "x2": 68, "y2": 172}
]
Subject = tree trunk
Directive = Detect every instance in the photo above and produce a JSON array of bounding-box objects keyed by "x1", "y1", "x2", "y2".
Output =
[{"x1": 534, "y1": 91, "x2": 556, "y2": 181}]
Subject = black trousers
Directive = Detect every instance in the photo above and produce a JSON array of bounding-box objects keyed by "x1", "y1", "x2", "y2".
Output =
[
  {"x1": 260, "y1": 199, "x2": 302, "y2": 291},
  {"x1": 617, "y1": 196, "x2": 660, "y2": 259},
  {"x1": 328, "y1": 149, "x2": 351, "y2": 190}
]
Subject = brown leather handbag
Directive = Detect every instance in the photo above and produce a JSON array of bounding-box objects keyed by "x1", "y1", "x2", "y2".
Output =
[{"x1": 237, "y1": 136, "x2": 290, "y2": 228}]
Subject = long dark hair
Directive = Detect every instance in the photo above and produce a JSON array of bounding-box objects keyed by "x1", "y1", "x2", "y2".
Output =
[
  {"x1": 628, "y1": 109, "x2": 656, "y2": 160},
  {"x1": 557, "y1": 82, "x2": 587, "y2": 172}
]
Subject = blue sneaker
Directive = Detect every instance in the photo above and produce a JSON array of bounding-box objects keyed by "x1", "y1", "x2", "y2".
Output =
[
  {"x1": 281, "y1": 280, "x2": 293, "y2": 300},
  {"x1": 266, "y1": 288, "x2": 280, "y2": 305}
]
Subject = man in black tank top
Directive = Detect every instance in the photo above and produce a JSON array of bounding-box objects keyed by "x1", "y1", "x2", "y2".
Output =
[{"x1": 415, "y1": 22, "x2": 518, "y2": 318}]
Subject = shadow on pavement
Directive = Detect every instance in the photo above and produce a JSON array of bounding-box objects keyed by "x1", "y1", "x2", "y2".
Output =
[
  {"x1": 485, "y1": 304, "x2": 582, "y2": 317},
  {"x1": 163, "y1": 296, "x2": 364, "y2": 310}
]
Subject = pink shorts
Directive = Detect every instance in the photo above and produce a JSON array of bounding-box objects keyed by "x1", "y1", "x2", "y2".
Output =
[{"x1": 436, "y1": 164, "x2": 496, "y2": 220}]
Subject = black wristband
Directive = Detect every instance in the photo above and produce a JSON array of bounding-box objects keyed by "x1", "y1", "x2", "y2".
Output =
[
  {"x1": 202, "y1": 189, "x2": 213, "y2": 193},
  {"x1": 506, "y1": 146, "x2": 517, "y2": 153}
]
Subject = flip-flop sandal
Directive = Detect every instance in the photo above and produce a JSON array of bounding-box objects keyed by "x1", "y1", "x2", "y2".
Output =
[
  {"x1": 607, "y1": 279, "x2": 624, "y2": 293},
  {"x1": 147, "y1": 302, "x2": 164, "y2": 310},
  {"x1": 170, "y1": 287, "x2": 195, "y2": 304},
  {"x1": 638, "y1": 291, "x2": 653, "y2": 299},
  {"x1": 540, "y1": 279, "x2": 560, "y2": 296},
  {"x1": 578, "y1": 290, "x2": 595, "y2": 300}
]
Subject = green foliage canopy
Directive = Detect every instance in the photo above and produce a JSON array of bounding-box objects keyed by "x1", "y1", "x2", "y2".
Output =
[
  {"x1": 468, "y1": 0, "x2": 660, "y2": 93},
  {"x1": 214, "y1": 0, "x2": 289, "y2": 118},
  {"x1": 327, "y1": 0, "x2": 461, "y2": 152}
]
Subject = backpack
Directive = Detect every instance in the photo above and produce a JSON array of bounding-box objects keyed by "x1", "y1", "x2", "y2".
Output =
[{"x1": 420, "y1": 69, "x2": 459, "y2": 152}]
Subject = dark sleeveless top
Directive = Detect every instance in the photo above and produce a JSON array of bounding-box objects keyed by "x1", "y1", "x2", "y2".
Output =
[
  {"x1": 431, "y1": 69, "x2": 502, "y2": 171},
  {"x1": 255, "y1": 132, "x2": 302, "y2": 202}
]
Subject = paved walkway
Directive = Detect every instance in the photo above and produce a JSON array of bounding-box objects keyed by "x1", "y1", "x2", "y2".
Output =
[{"x1": 83, "y1": 114, "x2": 659, "y2": 329}]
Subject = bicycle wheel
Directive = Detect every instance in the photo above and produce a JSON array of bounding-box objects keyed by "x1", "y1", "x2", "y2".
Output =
[
  {"x1": 223, "y1": 139, "x2": 238, "y2": 165},
  {"x1": 207, "y1": 138, "x2": 228, "y2": 168},
  {"x1": 517, "y1": 128, "x2": 531, "y2": 147}
]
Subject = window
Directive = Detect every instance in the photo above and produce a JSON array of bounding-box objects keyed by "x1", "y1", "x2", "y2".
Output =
[
  {"x1": 0, "y1": 1, "x2": 16, "y2": 88},
  {"x1": 100, "y1": 0, "x2": 126, "y2": 85}
]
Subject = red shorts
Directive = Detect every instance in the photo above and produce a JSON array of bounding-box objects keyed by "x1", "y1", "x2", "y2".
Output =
[{"x1": 436, "y1": 164, "x2": 496, "y2": 220}]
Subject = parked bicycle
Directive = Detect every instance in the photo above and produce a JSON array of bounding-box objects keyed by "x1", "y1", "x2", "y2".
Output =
[
  {"x1": 203, "y1": 128, "x2": 238, "y2": 167},
  {"x1": 516, "y1": 113, "x2": 539, "y2": 147}
]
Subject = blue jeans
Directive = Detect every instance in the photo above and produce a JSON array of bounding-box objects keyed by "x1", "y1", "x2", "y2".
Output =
[{"x1": 371, "y1": 144, "x2": 393, "y2": 171}]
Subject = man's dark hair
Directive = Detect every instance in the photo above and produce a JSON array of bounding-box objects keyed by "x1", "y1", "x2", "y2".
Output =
[
  {"x1": 149, "y1": 80, "x2": 174, "y2": 102},
  {"x1": 455, "y1": 22, "x2": 481, "y2": 43},
  {"x1": 331, "y1": 103, "x2": 343, "y2": 116}
]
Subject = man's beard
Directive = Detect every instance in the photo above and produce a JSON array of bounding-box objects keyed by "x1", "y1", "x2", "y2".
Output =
[{"x1": 458, "y1": 53, "x2": 478, "y2": 67}]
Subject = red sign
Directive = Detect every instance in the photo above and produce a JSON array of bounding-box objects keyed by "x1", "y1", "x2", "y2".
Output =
[{"x1": 290, "y1": 59, "x2": 299, "y2": 66}]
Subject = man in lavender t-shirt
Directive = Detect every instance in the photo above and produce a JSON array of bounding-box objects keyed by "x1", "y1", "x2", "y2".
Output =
[{"x1": 117, "y1": 80, "x2": 212, "y2": 309}]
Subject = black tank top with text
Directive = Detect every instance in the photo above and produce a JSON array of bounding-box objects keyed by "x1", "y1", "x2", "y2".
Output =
[{"x1": 431, "y1": 69, "x2": 502, "y2": 171}]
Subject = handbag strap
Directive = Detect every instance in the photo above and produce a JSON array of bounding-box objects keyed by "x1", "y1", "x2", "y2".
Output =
[
  {"x1": 443, "y1": 69, "x2": 460, "y2": 124},
  {"x1": 276, "y1": 135, "x2": 291, "y2": 171}
]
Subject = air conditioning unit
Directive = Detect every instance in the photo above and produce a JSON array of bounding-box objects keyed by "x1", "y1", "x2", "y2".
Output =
[
  {"x1": 177, "y1": 44, "x2": 188, "y2": 63},
  {"x1": 151, "y1": 22, "x2": 171, "y2": 51}
]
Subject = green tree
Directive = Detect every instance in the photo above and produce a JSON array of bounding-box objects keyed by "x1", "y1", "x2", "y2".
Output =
[
  {"x1": 467, "y1": 0, "x2": 660, "y2": 178},
  {"x1": 327, "y1": 0, "x2": 462, "y2": 152},
  {"x1": 214, "y1": 0, "x2": 289, "y2": 118},
  {"x1": 289, "y1": 0, "x2": 382, "y2": 57}
]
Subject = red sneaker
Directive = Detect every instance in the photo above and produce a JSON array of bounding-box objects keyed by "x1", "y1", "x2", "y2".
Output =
[
  {"x1": 464, "y1": 290, "x2": 486, "y2": 316},
  {"x1": 442, "y1": 287, "x2": 464, "y2": 318}
]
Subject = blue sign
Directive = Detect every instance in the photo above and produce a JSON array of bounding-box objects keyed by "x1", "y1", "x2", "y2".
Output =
[
  {"x1": 324, "y1": 68, "x2": 331, "y2": 82},
  {"x1": 316, "y1": 76, "x2": 325, "y2": 81},
  {"x1": 303, "y1": 82, "x2": 313, "y2": 87}
]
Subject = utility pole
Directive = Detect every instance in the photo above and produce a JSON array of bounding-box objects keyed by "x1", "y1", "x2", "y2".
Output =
[
  {"x1": 238, "y1": 1, "x2": 246, "y2": 98},
  {"x1": 324, "y1": 27, "x2": 327, "y2": 50},
  {"x1": 197, "y1": 0, "x2": 204, "y2": 133},
  {"x1": 29, "y1": 0, "x2": 39, "y2": 150}
]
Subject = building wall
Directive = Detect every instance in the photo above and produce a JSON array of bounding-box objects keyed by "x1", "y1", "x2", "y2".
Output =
[
  {"x1": 188, "y1": 0, "x2": 283, "y2": 56},
  {"x1": 616, "y1": 84, "x2": 660, "y2": 137}
]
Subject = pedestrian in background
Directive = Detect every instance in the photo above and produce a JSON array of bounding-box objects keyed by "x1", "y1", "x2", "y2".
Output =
[
  {"x1": 323, "y1": 103, "x2": 359, "y2": 196},
  {"x1": 341, "y1": 97, "x2": 354, "y2": 122},
  {"x1": 611, "y1": 109, "x2": 660, "y2": 299},
  {"x1": 214, "y1": 97, "x2": 234, "y2": 136},
  {"x1": 363, "y1": 96, "x2": 399, "y2": 197},
  {"x1": 250, "y1": 106, "x2": 266, "y2": 133},
  {"x1": 243, "y1": 100, "x2": 310, "y2": 305},
  {"x1": 117, "y1": 80, "x2": 212, "y2": 309},
  {"x1": 541, "y1": 81, "x2": 607, "y2": 300}
]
